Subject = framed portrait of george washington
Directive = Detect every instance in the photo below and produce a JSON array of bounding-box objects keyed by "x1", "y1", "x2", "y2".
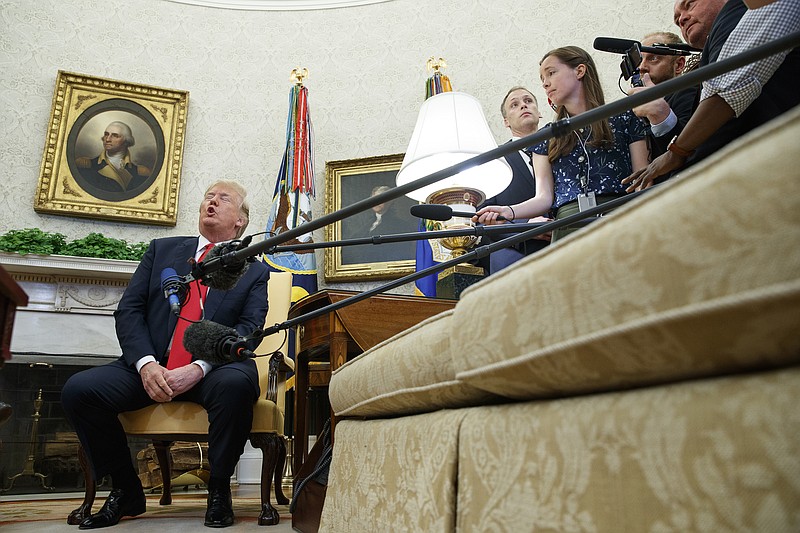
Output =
[
  {"x1": 34, "y1": 71, "x2": 189, "y2": 226},
  {"x1": 324, "y1": 154, "x2": 421, "y2": 282}
]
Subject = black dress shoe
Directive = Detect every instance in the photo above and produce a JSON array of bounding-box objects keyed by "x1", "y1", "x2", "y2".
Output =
[
  {"x1": 204, "y1": 486, "x2": 234, "y2": 528},
  {"x1": 79, "y1": 488, "x2": 146, "y2": 529}
]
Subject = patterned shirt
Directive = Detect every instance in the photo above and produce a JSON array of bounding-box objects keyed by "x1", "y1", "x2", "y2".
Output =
[
  {"x1": 701, "y1": 0, "x2": 800, "y2": 117},
  {"x1": 532, "y1": 110, "x2": 647, "y2": 209}
]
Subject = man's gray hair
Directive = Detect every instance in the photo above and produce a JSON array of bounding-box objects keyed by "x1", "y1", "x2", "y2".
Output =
[{"x1": 107, "y1": 121, "x2": 135, "y2": 147}]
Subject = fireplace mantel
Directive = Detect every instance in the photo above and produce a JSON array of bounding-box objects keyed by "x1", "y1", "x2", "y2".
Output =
[{"x1": 0, "y1": 252, "x2": 139, "y2": 366}]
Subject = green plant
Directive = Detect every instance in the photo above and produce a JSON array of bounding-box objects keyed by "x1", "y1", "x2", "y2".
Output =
[
  {"x1": 62, "y1": 233, "x2": 146, "y2": 261},
  {"x1": 0, "y1": 228, "x2": 67, "y2": 255},
  {"x1": 0, "y1": 228, "x2": 147, "y2": 261}
]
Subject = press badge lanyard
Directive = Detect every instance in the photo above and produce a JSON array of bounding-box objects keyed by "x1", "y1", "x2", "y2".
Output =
[{"x1": 574, "y1": 127, "x2": 597, "y2": 212}]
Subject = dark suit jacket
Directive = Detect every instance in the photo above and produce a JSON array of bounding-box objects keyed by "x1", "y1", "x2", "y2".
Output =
[
  {"x1": 479, "y1": 148, "x2": 548, "y2": 258},
  {"x1": 482, "y1": 149, "x2": 536, "y2": 208},
  {"x1": 649, "y1": 86, "x2": 697, "y2": 158},
  {"x1": 114, "y1": 236, "x2": 269, "y2": 369}
]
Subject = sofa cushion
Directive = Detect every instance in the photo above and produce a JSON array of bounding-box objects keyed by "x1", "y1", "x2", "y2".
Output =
[
  {"x1": 456, "y1": 366, "x2": 800, "y2": 531},
  {"x1": 320, "y1": 410, "x2": 468, "y2": 532},
  {"x1": 451, "y1": 105, "x2": 800, "y2": 401},
  {"x1": 329, "y1": 310, "x2": 500, "y2": 418}
]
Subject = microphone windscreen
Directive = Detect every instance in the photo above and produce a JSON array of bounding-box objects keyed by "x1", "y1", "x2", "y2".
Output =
[
  {"x1": 160, "y1": 267, "x2": 180, "y2": 287},
  {"x1": 202, "y1": 242, "x2": 250, "y2": 291},
  {"x1": 410, "y1": 204, "x2": 454, "y2": 221},
  {"x1": 593, "y1": 37, "x2": 639, "y2": 54},
  {"x1": 183, "y1": 320, "x2": 239, "y2": 365}
]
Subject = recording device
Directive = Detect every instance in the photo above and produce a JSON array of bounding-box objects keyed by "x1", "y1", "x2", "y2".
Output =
[
  {"x1": 593, "y1": 37, "x2": 696, "y2": 56},
  {"x1": 183, "y1": 320, "x2": 255, "y2": 365},
  {"x1": 160, "y1": 267, "x2": 187, "y2": 316},
  {"x1": 621, "y1": 43, "x2": 644, "y2": 87},
  {"x1": 196, "y1": 237, "x2": 253, "y2": 291},
  {"x1": 410, "y1": 204, "x2": 508, "y2": 222},
  {"x1": 593, "y1": 37, "x2": 697, "y2": 88}
]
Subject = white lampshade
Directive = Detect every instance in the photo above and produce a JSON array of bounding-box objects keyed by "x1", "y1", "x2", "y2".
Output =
[{"x1": 396, "y1": 91, "x2": 512, "y2": 202}]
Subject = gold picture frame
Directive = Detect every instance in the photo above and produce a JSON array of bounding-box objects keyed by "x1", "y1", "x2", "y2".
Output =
[
  {"x1": 34, "y1": 71, "x2": 189, "y2": 225},
  {"x1": 324, "y1": 154, "x2": 421, "y2": 282}
]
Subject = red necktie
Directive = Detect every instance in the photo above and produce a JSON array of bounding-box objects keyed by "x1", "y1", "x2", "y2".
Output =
[{"x1": 166, "y1": 244, "x2": 213, "y2": 369}]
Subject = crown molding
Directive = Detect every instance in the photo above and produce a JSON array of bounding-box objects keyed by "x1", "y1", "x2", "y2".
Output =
[
  {"x1": 0, "y1": 252, "x2": 138, "y2": 281},
  {"x1": 166, "y1": 0, "x2": 393, "y2": 10}
]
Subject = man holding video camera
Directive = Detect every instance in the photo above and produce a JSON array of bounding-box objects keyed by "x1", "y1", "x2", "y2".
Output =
[
  {"x1": 628, "y1": 32, "x2": 696, "y2": 161},
  {"x1": 624, "y1": 0, "x2": 800, "y2": 190}
]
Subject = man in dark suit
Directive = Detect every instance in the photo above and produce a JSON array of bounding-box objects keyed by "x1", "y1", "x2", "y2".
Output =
[
  {"x1": 62, "y1": 180, "x2": 268, "y2": 529},
  {"x1": 478, "y1": 87, "x2": 550, "y2": 274}
]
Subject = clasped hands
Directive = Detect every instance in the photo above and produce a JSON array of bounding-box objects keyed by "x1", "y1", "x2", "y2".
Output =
[{"x1": 140, "y1": 361, "x2": 203, "y2": 402}]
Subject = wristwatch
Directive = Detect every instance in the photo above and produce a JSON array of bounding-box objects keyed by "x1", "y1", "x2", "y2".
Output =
[{"x1": 667, "y1": 135, "x2": 695, "y2": 158}]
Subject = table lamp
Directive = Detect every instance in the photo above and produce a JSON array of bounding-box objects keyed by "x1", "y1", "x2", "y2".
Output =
[{"x1": 396, "y1": 90, "x2": 512, "y2": 296}]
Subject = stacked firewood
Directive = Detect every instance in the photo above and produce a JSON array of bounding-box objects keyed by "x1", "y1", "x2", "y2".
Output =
[{"x1": 136, "y1": 441, "x2": 210, "y2": 489}]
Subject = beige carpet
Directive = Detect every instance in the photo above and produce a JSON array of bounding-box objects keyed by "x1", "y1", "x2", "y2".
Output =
[{"x1": 0, "y1": 493, "x2": 294, "y2": 532}]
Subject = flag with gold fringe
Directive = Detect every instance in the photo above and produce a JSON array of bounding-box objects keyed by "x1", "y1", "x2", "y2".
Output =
[
  {"x1": 414, "y1": 58, "x2": 452, "y2": 297},
  {"x1": 264, "y1": 70, "x2": 318, "y2": 313}
]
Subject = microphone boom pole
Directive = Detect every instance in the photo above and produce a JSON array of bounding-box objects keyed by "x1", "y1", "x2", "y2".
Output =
[
  {"x1": 250, "y1": 188, "x2": 647, "y2": 341},
  {"x1": 264, "y1": 221, "x2": 584, "y2": 254},
  {"x1": 196, "y1": 31, "x2": 800, "y2": 281}
]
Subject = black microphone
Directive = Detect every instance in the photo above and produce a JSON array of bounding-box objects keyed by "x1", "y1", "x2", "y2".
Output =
[
  {"x1": 199, "y1": 239, "x2": 251, "y2": 291},
  {"x1": 593, "y1": 37, "x2": 693, "y2": 56},
  {"x1": 410, "y1": 204, "x2": 508, "y2": 222},
  {"x1": 160, "y1": 267, "x2": 187, "y2": 316},
  {"x1": 182, "y1": 320, "x2": 255, "y2": 365}
]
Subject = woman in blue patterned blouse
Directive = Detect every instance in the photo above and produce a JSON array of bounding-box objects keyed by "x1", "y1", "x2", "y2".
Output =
[{"x1": 477, "y1": 46, "x2": 649, "y2": 241}]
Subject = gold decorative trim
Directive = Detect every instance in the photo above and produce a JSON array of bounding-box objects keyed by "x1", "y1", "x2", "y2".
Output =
[
  {"x1": 34, "y1": 71, "x2": 189, "y2": 226},
  {"x1": 324, "y1": 154, "x2": 419, "y2": 282}
]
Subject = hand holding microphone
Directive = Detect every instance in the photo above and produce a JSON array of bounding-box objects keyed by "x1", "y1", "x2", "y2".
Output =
[
  {"x1": 474, "y1": 205, "x2": 515, "y2": 225},
  {"x1": 411, "y1": 204, "x2": 509, "y2": 222}
]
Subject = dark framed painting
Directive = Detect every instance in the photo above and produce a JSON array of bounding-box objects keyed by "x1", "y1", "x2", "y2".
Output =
[
  {"x1": 324, "y1": 154, "x2": 421, "y2": 282},
  {"x1": 34, "y1": 71, "x2": 189, "y2": 225}
]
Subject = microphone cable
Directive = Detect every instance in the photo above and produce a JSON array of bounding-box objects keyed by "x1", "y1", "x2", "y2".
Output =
[
  {"x1": 240, "y1": 325, "x2": 290, "y2": 360},
  {"x1": 171, "y1": 273, "x2": 209, "y2": 326}
]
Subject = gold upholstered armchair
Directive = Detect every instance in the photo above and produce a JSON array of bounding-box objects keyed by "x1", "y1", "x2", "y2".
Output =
[{"x1": 68, "y1": 271, "x2": 295, "y2": 526}]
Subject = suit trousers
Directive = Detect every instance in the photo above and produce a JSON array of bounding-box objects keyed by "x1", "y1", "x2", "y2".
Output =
[{"x1": 62, "y1": 358, "x2": 259, "y2": 482}]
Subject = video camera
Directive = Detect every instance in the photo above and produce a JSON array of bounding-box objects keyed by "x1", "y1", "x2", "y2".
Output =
[
  {"x1": 594, "y1": 37, "x2": 698, "y2": 90},
  {"x1": 620, "y1": 43, "x2": 643, "y2": 87}
]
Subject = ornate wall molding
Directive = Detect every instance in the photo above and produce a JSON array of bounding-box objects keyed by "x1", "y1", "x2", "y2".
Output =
[
  {"x1": 0, "y1": 253, "x2": 137, "y2": 361},
  {"x1": 166, "y1": 0, "x2": 393, "y2": 10},
  {"x1": 0, "y1": 253, "x2": 138, "y2": 281}
]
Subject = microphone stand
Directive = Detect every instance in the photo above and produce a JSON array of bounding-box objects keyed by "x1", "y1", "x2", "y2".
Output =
[
  {"x1": 264, "y1": 219, "x2": 595, "y2": 254},
  {"x1": 194, "y1": 30, "x2": 800, "y2": 282},
  {"x1": 245, "y1": 189, "x2": 646, "y2": 343}
]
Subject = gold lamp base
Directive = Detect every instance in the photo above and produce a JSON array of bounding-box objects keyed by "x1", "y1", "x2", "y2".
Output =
[
  {"x1": 425, "y1": 187, "x2": 485, "y2": 258},
  {"x1": 424, "y1": 187, "x2": 486, "y2": 298}
]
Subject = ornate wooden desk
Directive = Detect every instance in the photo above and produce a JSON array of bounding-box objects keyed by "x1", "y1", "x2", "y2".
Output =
[{"x1": 289, "y1": 289, "x2": 456, "y2": 475}]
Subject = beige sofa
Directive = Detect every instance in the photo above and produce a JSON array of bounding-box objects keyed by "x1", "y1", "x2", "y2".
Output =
[{"x1": 320, "y1": 106, "x2": 800, "y2": 532}]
